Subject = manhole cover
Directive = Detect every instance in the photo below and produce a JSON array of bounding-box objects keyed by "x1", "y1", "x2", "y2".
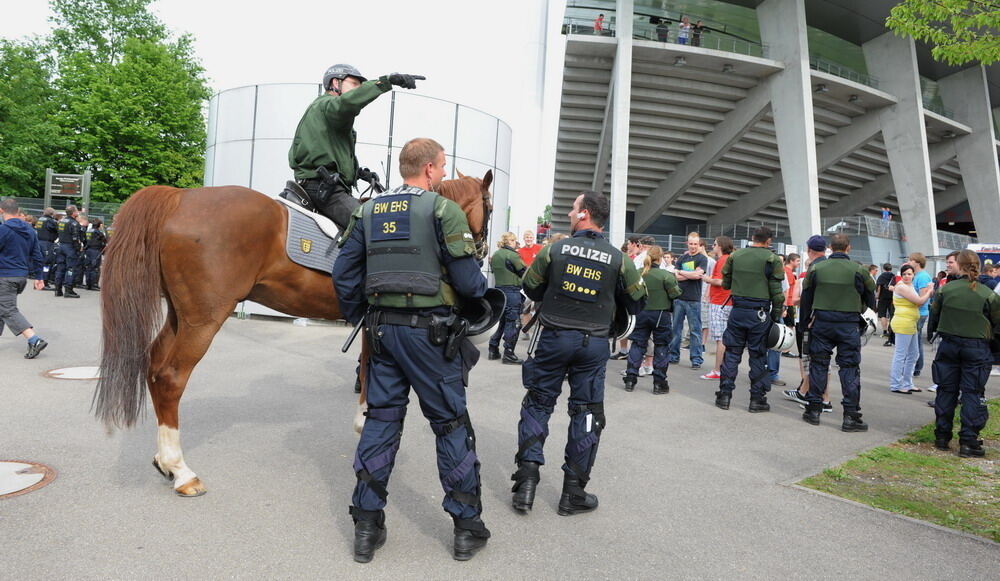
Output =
[
  {"x1": 0, "y1": 461, "x2": 57, "y2": 499},
  {"x1": 43, "y1": 366, "x2": 101, "y2": 380}
]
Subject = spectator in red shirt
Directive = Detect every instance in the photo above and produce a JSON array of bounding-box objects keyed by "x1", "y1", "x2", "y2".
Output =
[
  {"x1": 700, "y1": 236, "x2": 733, "y2": 380},
  {"x1": 516, "y1": 230, "x2": 542, "y2": 267}
]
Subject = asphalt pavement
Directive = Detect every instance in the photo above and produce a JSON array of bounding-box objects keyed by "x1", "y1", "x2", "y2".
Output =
[{"x1": 2, "y1": 288, "x2": 998, "y2": 579}]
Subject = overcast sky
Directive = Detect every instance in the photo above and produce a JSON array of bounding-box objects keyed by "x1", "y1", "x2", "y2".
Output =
[{"x1": 3, "y1": 0, "x2": 555, "y2": 232}]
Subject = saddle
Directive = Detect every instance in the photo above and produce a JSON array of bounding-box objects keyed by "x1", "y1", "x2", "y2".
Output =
[{"x1": 279, "y1": 181, "x2": 315, "y2": 211}]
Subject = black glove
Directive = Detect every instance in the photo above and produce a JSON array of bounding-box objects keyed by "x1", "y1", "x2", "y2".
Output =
[
  {"x1": 771, "y1": 308, "x2": 783, "y2": 324},
  {"x1": 388, "y1": 73, "x2": 425, "y2": 89},
  {"x1": 356, "y1": 167, "x2": 373, "y2": 182}
]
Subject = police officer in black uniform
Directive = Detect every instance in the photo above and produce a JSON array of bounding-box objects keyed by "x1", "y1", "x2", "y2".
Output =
[
  {"x1": 332, "y1": 137, "x2": 490, "y2": 563},
  {"x1": 488, "y1": 232, "x2": 526, "y2": 364},
  {"x1": 510, "y1": 190, "x2": 645, "y2": 516},
  {"x1": 928, "y1": 249, "x2": 1000, "y2": 457},
  {"x1": 715, "y1": 226, "x2": 785, "y2": 412},
  {"x1": 53, "y1": 205, "x2": 83, "y2": 298},
  {"x1": 798, "y1": 233, "x2": 876, "y2": 430},
  {"x1": 83, "y1": 217, "x2": 106, "y2": 290},
  {"x1": 33, "y1": 207, "x2": 58, "y2": 289}
]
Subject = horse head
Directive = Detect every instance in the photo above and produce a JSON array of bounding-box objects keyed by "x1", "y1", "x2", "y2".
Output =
[{"x1": 439, "y1": 170, "x2": 493, "y2": 260}]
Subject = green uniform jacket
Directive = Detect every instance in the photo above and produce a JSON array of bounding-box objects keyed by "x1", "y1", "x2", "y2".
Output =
[
  {"x1": 642, "y1": 266, "x2": 681, "y2": 311},
  {"x1": 288, "y1": 77, "x2": 392, "y2": 184},
  {"x1": 721, "y1": 245, "x2": 784, "y2": 312},
  {"x1": 928, "y1": 278, "x2": 1000, "y2": 340},
  {"x1": 491, "y1": 246, "x2": 526, "y2": 286}
]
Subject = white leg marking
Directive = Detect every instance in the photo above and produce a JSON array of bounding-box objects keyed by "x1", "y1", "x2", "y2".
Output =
[
  {"x1": 353, "y1": 402, "x2": 367, "y2": 435},
  {"x1": 156, "y1": 425, "x2": 198, "y2": 489}
]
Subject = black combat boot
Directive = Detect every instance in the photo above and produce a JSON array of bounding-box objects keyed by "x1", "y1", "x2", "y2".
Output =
[
  {"x1": 54, "y1": 287, "x2": 63, "y2": 297},
  {"x1": 934, "y1": 438, "x2": 950, "y2": 451},
  {"x1": 652, "y1": 378, "x2": 669, "y2": 395},
  {"x1": 959, "y1": 440, "x2": 985, "y2": 458},
  {"x1": 87, "y1": 284, "x2": 100, "y2": 291},
  {"x1": 623, "y1": 373, "x2": 637, "y2": 392},
  {"x1": 453, "y1": 515, "x2": 491, "y2": 561},
  {"x1": 802, "y1": 402, "x2": 822, "y2": 425},
  {"x1": 488, "y1": 347, "x2": 501, "y2": 361},
  {"x1": 558, "y1": 475, "x2": 598, "y2": 516},
  {"x1": 502, "y1": 351, "x2": 522, "y2": 365},
  {"x1": 63, "y1": 287, "x2": 81, "y2": 298},
  {"x1": 350, "y1": 507, "x2": 387, "y2": 564},
  {"x1": 748, "y1": 396, "x2": 770, "y2": 413},
  {"x1": 511, "y1": 461, "x2": 540, "y2": 511},
  {"x1": 714, "y1": 390, "x2": 731, "y2": 410},
  {"x1": 841, "y1": 411, "x2": 869, "y2": 432}
]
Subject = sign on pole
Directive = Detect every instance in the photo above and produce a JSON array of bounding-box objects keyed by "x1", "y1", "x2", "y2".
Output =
[{"x1": 44, "y1": 169, "x2": 91, "y2": 213}]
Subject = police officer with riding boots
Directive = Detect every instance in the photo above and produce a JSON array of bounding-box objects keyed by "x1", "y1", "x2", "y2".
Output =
[
  {"x1": 715, "y1": 226, "x2": 784, "y2": 412},
  {"x1": 489, "y1": 232, "x2": 526, "y2": 364},
  {"x1": 83, "y1": 217, "x2": 106, "y2": 290},
  {"x1": 333, "y1": 138, "x2": 490, "y2": 563},
  {"x1": 511, "y1": 190, "x2": 644, "y2": 516},
  {"x1": 927, "y1": 249, "x2": 1000, "y2": 457},
  {"x1": 53, "y1": 205, "x2": 83, "y2": 298},
  {"x1": 289, "y1": 64, "x2": 425, "y2": 231},
  {"x1": 798, "y1": 234, "x2": 876, "y2": 430},
  {"x1": 33, "y1": 207, "x2": 58, "y2": 289}
]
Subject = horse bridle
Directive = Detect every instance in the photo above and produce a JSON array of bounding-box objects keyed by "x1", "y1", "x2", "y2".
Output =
[{"x1": 474, "y1": 186, "x2": 492, "y2": 261}]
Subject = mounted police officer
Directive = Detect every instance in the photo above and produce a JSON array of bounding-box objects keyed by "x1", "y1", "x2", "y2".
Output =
[
  {"x1": 510, "y1": 190, "x2": 645, "y2": 516},
  {"x1": 928, "y1": 249, "x2": 1000, "y2": 457},
  {"x1": 332, "y1": 137, "x2": 490, "y2": 563},
  {"x1": 33, "y1": 207, "x2": 58, "y2": 289},
  {"x1": 488, "y1": 232, "x2": 526, "y2": 364},
  {"x1": 289, "y1": 64, "x2": 425, "y2": 230},
  {"x1": 52, "y1": 205, "x2": 83, "y2": 298},
  {"x1": 715, "y1": 226, "x2": 785, "y2": 412},
  {"x1": 83, "y1": 217, "x2": 107, "y2": 290},
  {"x1": 798, "y1": 233, "x2": 876, "y2": 430}
]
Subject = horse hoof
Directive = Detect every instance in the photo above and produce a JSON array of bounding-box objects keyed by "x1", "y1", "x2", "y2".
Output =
[
  {"x1": 152, "y1": 458, "x2": 173, "y2": 480},
  {"x1": 174, "y1": 477, "x2": 207, "y2": 497}
]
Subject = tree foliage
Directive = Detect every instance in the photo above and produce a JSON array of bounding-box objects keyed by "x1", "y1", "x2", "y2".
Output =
[
  {"x1": 887, "y1": 0, "x2": 1000, "y2": 66},
  {"x1": 0, "y1": 0, "x2": 210, "y2": 202}
]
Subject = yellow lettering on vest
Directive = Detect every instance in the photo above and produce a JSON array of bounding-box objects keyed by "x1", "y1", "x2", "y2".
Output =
[
  {"x1": 389, "y1": 200, "x2": 408, "y2": 212},
  {"x1": 583, "y1": 268, "x2": 602, "y2": 281},
  {"x1": 374, "y1": 202, "x2": 389, "y2": 214},
  {"x1": 566, "y1": 263, "x2": 583, "y2": 276}
]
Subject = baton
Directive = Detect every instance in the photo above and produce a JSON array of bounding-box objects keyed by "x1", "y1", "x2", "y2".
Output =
[{"x1": 341, "y1": 308, "x2": 370, "y2": 353}]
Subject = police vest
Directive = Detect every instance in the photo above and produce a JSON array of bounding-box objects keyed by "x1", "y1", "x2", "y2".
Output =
[
  {"x1": 935, "y1": 280, "x2": 997, "y2": 339},
  {"x1": 491, "y1": 247, "x2": 522, "y2": 286},
  {"x1": 35, "y1": 217, "x2": 56, "y2": 242},
  {"x1": 540, "y1": 236, "x2": 621, "y2": 335},
  {"x1": 86, "y1": 230, "x2": 106, "y2": 249},
  {"x1": 810, "y1": 257, "x2": 866, "y2": 313},
  {"x1": 57, "y1": 217, "x2": 78, "y2": 245},
  {"x1": 362, "y1": 189, "x2": 454, "y2": 308},
  {"x1": 728, "y1": 246, "x2": 779, "y2": 300}
]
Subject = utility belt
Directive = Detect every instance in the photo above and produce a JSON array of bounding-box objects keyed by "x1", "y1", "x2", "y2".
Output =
[{"x1": 365, "y1": 308, "x2": 469, "y2": 360}]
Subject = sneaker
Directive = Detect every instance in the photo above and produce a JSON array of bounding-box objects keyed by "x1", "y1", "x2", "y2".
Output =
[
  {"x1": 799, "y1": 401, "x2": 834, "y2": 413},
  {"x1": 782, "y1": 389, "x2": 807, "y2": 405},
  {"x1": 883, "y1": 340, "x2": 894, "y2": 347},
  {"x1": 700, "y1": 371, "x2": 721, "y2": 380},
  {"x1": 928, "y1": 384, "x2": 938, "y2": 392},
  {"x1": 991, "y1": 367, "x2": 1000, "y2": 377},
  {"x1": 25, "y1": 338, "x2": 48, "y2": 359},
  {"x1": 609, "y1": 352, "x2": 628, "y2": 360},
  {"x1": 691, "y1": 363, "x2": 701, "y2": 370}
]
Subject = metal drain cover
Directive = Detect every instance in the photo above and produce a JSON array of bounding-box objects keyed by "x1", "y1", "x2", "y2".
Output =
[
  {"x1": 0, "y1": 461, "x2": 56, "y2": 499},
  {"x1": 44, "y1": 366, "x2": 101, "y2": 380}
]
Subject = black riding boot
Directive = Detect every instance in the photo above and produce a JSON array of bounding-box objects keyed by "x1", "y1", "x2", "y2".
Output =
[
  {"x1": 557, "y1": 475, "x2": 598, "y2": 516},
  {"x1": 350, "y1": 507, "x2": 387, "y2": 564},
  {"x1": 315, "y1": 190, "x2": 360, "y2": 232},
  {"x1": 510, "y1": 461, "x2": 540, "y2": 511},
  {"x1": 453, "y1": 515, "x2": 491, "y2": 561}
]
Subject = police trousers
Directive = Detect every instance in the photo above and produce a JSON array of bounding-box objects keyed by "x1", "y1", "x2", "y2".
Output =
[
  {"x1": 517, "y1": 328, "x2": 607, "y2": 484},
  {"x1": 719, "y1": 305, "x2": 770, "y2": 398},
  {"x1": 84, "y1": 248, "x2": 102, "y2": 287},
  {"x1": 932, "y1": 335, "x2": 991, "y2": 444},
  {"x1": 488, "y1": 286, "x2": 523, "y2": 353},
  {"x1": 53, "y1": 245, "x2": 82, "y2": 289},
  {"x1": 808, "y1": 320, "x2": 862, "y2": 412},
  {"x1": 353, "y1": 322, "x2": 482, "y2": 520},
  {"x1": 626, "y1": 309, "x2": 672, "y2": 380}
]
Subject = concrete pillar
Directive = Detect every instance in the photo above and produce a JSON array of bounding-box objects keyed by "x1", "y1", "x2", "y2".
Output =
[
  {"x1": 863, "y1": 33, "x2": 939, "y2": 255},
  {"x1": 938, "y1": 66, "x2": 1000, "y2": 240},
  {"x1": 756, "y1": 0, "x2": 821, "y2": 247},
  {"x1": 608, "y1": 0, "x2": 633, "y2": 247}
]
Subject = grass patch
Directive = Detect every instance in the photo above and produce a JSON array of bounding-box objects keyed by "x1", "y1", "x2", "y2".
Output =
[{"x1": 801, "y1": 399, "x2": 1000, "y2": 543}]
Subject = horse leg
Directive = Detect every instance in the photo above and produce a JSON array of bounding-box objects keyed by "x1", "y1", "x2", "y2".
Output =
[{"x1": 148, "y1": 312, "x2": 229, "y2": 497}]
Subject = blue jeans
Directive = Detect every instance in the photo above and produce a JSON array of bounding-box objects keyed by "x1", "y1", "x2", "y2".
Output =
[
  {"x1": 668, "y1": 299, "x2": 703, "y2": 365},
  {"x1": 890, "y1": 332, "x2": 919, "y2": 392},
  {"x1": 766, "y1": 349, "x2": 780, "y2": 381},
  {"x1": 914, "y1": 315, "x2": 927, "y2": 374}
]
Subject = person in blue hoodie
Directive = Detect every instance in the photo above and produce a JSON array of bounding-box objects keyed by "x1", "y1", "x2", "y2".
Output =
[{"x1": 0, "y1": 198, "x2": 48, "y2": 358}]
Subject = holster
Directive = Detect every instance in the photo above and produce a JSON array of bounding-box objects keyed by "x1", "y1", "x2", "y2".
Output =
[
  {"x1": 316, "y1": 165, "x2": 349, "y2": 205},
  {"x1": 445, "y1": 318, "x2": 470, "y2": 361},
  {"x1": 428, "y1": 312, "x2": 456, "y2": 346},
  {"x1": 364, "y1": 310, "x2": 383, "y2": 355}
]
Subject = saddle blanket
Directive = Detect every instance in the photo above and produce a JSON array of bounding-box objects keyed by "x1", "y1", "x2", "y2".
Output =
[{"x1": 279, "y1": 198, "x2": 340, "y2": 274}]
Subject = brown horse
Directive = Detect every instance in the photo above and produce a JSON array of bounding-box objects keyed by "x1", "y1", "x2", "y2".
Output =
[{"x1": 94, "y1": 171, "x2": 493, "y2": 496}]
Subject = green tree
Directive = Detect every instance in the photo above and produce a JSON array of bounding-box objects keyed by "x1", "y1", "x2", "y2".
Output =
[
  {"x1": 887, "y1": 0, "x2": 1000, "y2": 66},
  {"x1": 49, "y1": 0, "x2": 166, "y2": 64},
  {"x1": 0, "y1": 40, "x2": 65, "y2": 198},
  {"x1": 537, "y1": 204, "x2": 552, "y2": 225}
]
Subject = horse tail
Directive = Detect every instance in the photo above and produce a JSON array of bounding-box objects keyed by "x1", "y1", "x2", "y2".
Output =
[{"x1": 94, "y1": 186, "x2": 183, "y2": 429}]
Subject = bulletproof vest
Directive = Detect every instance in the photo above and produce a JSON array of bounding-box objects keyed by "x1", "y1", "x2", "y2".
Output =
[
  {"x1": 810, "y1": 257, "x2": 865, "y2": 313},
  {"x1": 57, "y1": 217, "x2": 78, "y2": 245},
  {"x1": 35, "y1": 217, "x2": 54, "y2": 242},
  {"x1": 362, "y1": 188, "x2": 453, "y2": 308},
  {"x1": 936, "y1": 281, "x2": 995, "y2": 339},
  {"x1": 540, "y1": 235, "x2": 621, "y2": 335},
  {"x1": 86, "y1": 230, "x2": 106, "y2": 249},
  {"x1": 491, "y1": 247, "x2": 522, "y2": 286},
  {"x1": 728, "y1": 247, "x2": 776, "y2": 300}
]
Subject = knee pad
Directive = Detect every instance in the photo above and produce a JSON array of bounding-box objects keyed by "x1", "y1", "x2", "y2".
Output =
[
  {"x1": 523, "y1": 389, "x2": 557, "y2": 410},
  {"x1": 431, "y1": 411, "x2": 481, "y2": 508},
  {"x1": 354, "y1": 406, "x2": 407, "y2": 500}
]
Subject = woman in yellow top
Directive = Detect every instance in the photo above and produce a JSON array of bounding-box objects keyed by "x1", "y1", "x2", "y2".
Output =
[{"x1": 889, "y1": 264, "x2": 932, "y2": 393}]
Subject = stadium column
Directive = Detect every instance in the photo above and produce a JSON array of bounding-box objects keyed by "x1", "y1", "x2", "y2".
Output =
[
  {"x1": 756, "y1": 0, "x2": 821, "y2": 248},
  {"x1": 608, "y1": 0, "x2": 633, "y2": 248},
  {"x1": 938, "y1": 66, "x2": 1000, "y2": 239},
  {"x1": 862, "y1": 32, "x2": 940, "y2": 256}
]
